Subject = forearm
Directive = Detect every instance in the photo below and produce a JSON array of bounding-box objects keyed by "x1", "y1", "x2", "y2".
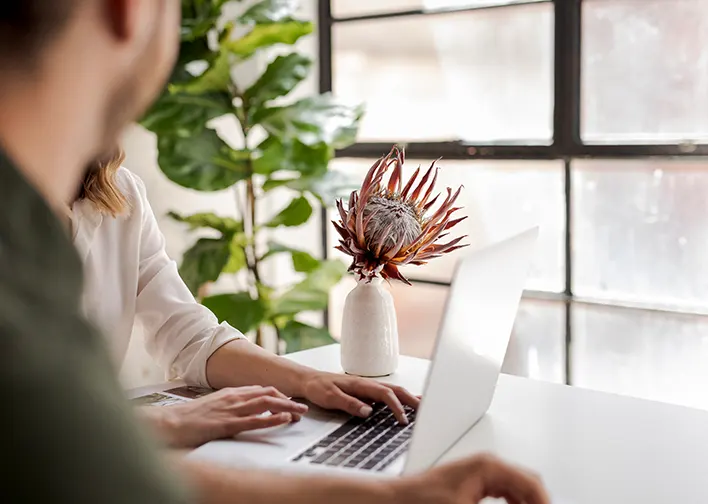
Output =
[
  {"x1": 205, "y1": 339, "x2": 313, "y2": 397},
  {"x1": 178, "y1": 459, "x2": 405, "y2": 504}
]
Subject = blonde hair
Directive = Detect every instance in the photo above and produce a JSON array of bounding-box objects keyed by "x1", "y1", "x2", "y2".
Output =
[{"x1": 78, "y1": 147, "x2": 129, "y2": 216}]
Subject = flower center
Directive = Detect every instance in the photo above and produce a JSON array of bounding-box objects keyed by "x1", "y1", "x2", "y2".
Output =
[{"x1": 363, "y1": 196, "x2": 422, "y2": 252}]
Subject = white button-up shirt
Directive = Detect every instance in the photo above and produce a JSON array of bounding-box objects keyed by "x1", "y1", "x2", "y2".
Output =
[{"x1": 71, "y1": 167, "x2": 243, "y2": 387}]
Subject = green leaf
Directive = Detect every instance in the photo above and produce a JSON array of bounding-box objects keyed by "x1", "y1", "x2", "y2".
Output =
[
  {"x1": 141, "y1": 90, "x2": 232, "y2": 136},
  {"x1": 157, "y1": 129, "x2": 250, "y2": 191},
  {"x1": 240, "y1": 0, "x2": 300, "y2": 24},
  {"x1": 172, "y1": 49, "x2": 232, "y2": 95},
  {"x1": 264, "y1": 170, "x2": 359, "y2": 206},
  {"x1": 225, "y1": 21, "x2": 313, "y2": 59},
  {"x1": 299, "y1": 259, "x2": 347, "y2": 291},
  {"x1": 291, "y1": 250, "x2": 320, "y2": 273},
  {"x1": 202, "y1": 292, "x2": 268, "y2": 334},
  {"x1": 262, "y1": 178, "x2": 292, "y2": 192},
  {"x1": 253, "y1": 137, "x2": 330, "y2": 176},
  {"x1": 222, "y1": 235, "x2": 248, "y2": 274},
  {"x1": 179, "y1": 237, "x2": 231, "y2": 295},
  {"x1": 265, "y1": 196, "x2": 312, "y2": 227},
  {"x1": 280, "y1": 321, "x2": 336, "y2": 353},
  {"x1": 168, "y1": 212, "x2": 243, "y2": 235},
  {"x1": 259, "y1": 93, "x2": 364, "y2": 149},
  {"x1": 244, "y1": 53, "x2": 311, "y2": 113},
  {"x1": 271, "y1": 260, "x2": 347, "y2": 316},
  {"x1": 262, "y1": 241, "x2": 320, "y2": 273},
  {"x1": 181, "y1": 0, "x2": 228, "y2": 41},
  {"x1": 273, "y1": 285, "x2": 326, "y2": 315}
]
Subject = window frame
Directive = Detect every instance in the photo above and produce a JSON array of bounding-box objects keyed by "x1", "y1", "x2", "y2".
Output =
[{"x1": 317, "y1": 0, "x2": 708, "y2": 385}]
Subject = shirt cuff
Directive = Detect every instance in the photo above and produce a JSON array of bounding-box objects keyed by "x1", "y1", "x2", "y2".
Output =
[{"x1": 168, "y1": 322, "x2": 245, "y2": 388}]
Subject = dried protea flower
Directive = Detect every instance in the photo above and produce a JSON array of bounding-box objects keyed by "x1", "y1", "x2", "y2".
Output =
[{"x1": 332, "y1": 146, "x2": 468, "y2": 284}]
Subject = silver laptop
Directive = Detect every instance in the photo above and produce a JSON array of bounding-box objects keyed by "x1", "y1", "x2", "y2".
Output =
[{"x1": 189, "y1": 227, "x2": 539, "y2": 477}]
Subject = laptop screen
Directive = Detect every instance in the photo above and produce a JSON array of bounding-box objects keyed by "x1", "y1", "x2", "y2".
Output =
[{"x1": 403, "y1": 227, "x2": 539, "y2": 474}]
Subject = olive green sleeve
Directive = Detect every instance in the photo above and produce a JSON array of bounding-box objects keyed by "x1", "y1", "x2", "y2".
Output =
[{"x1": 1, "y1": 301, "x2": 192, "y2": 504}]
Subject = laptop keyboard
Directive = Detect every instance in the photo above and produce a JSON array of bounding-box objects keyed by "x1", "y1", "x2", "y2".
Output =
[{"x1": 291, "y1": 403, "x2": 416, "y2": 472}]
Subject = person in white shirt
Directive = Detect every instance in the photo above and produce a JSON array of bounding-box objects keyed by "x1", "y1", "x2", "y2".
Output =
[{"x1": 71, "y1": 148, "x2": 421, "y2": 448}]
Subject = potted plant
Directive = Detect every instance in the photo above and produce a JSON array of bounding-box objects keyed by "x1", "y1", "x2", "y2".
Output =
[{"x1": 140, "y1": 0, "x2": 363, "y2": 352}]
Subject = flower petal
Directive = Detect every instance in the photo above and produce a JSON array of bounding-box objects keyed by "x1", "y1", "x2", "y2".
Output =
[
  {"x1": 409, "y1": 162, "x2": 435, "y2": 203},
  {"x1": 332, "y1": 220, "x2": 352, "y2": 241},
  {"x1": 386, "y1": 149, "x2": 404, "y2": 194},
  {"x1": 335, "y1": 244, "x2": 351, "y2": 256},
  {"x1": 421, "y1": 235, "x2": 468, "y2": 255},
  {"x1": 382, "y1": 263, "x2": 411, "y2": 285},
  {"x1": 413, "y1": 214, "x2": 455, "y2": 252},
  {"x1": 427, "y1": 186, "x2": 462, "y2": 227},
  {"x1": 400, "y1": 165, "x2": 421, "y2": 200},
  {"x1": 362, "y1": 157, "x2": 385, "y2": 190},
  {"x1": 354, "y1": 206, "x2": 366, "y2": 248},
  {"x1": 422, "y1": 193, "x2": 441, "y2": 213},
  {"x1": 443, "y1": 215, "x2": 468, "y2": 230},
  {"x1": 336, "y1": 199, "x2": 348, "y2": 224},
  {"x1": 418, "y1": 163, "x2": 440, "y2": 208}
]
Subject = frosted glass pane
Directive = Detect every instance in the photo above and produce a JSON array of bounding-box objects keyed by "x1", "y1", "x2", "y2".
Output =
[
  {"x1": 333, "y1": 4, "x2": 553, "y2": 142},
  {"x1": 573, "y1": 160, "x2": 708, "y2": 310},
  {"x1": 582, "y1": 0, "x2": 708, "y2": 143},
  {"x1": 573, "y1": 304, "x2": 708, "y2": 411},
  {"x1": 332, "y1": 0, "x2": 547, "y2": 19}
]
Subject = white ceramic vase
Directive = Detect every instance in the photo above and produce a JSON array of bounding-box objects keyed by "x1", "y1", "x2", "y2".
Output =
[{"x1": 340, "y1": 277, "x2": 399, "y2": 377}]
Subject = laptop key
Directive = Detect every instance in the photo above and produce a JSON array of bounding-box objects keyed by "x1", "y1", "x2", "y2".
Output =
[
  {"x1": 361, "y1": 456, "x2": 384, "y2": 470},
  {"x1": 325, "y1": 454, "x2": 350, "y2": 466},
  {"x1": 292, "y1": 404, "x2": 416, "y2": 471},
  {"x1": 348, "y1": 455, "x2": 368, "y2": 467},
  {"x1": 310, "y1": 453, "x2": 333, "y2": 465}
]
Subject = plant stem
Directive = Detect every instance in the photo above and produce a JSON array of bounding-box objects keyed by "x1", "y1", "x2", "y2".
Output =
[
  {"x1": 246, "y1": 177, "x2": 261, "y2": 285},
  {"x1": 235, "y1": 85, "x2": 270, "y2": 349},
  {"x1": 245, "y1": 154, "x2": 266, "y2": 347}
]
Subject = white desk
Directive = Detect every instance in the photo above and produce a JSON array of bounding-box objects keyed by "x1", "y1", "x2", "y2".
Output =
[{"x1": 286, "y1": 344, "x2": 708, "y2": 504}]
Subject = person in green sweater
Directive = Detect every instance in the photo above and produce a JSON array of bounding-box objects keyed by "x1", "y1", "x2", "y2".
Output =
[{"x1": 0, "y1": 1, "x2": 549, "y2": 504}]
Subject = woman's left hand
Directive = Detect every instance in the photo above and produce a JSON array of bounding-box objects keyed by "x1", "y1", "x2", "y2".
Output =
[
  {"x1": 300, "y1": 372, "x2": 420, "y2": 424},
  {"x1": 140, "y1": 385, "x2": 308, "y2": 449}
]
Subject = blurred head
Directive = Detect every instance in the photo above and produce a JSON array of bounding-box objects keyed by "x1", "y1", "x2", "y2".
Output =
[
  {"x1": 78, "y1": 147, "x2": 128, "y2": 216},
  {"x1": 0, "y1": 0, "x2": 180, "y2": 158}
]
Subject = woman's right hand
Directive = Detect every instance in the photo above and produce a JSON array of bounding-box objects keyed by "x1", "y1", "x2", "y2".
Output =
[{"x1": 141, "y1": 386, "x2": 309, "y2": 449}]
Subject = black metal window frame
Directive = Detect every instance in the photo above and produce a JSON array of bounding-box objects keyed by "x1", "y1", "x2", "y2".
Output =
[{"x1": 317, "y1": 0, "x2": 708, "y2": 385}]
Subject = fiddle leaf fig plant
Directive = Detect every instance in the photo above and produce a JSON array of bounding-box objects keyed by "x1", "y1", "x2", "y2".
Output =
[{"x1": 140, "y1": 0, "x2": 362, "y2": 351}]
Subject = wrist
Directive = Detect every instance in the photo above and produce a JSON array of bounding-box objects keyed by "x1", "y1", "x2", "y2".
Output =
[
  {"x1": 386, "y1": 479, "x2": 424, "y2": 504},
  {"x1": 389, "y1": 475, "x2": 451, "y2": 504},
  {"x1": 141, "y1": 405, "x2": 182, "y2": 448},
  {"x1": 286, "y1": 364, "x2": 318, "y2": 398}
]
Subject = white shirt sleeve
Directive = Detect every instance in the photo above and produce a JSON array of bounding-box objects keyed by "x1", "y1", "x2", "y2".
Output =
[{"x1": 132, "y1": 176, "x2": 244, "y2": 387}]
